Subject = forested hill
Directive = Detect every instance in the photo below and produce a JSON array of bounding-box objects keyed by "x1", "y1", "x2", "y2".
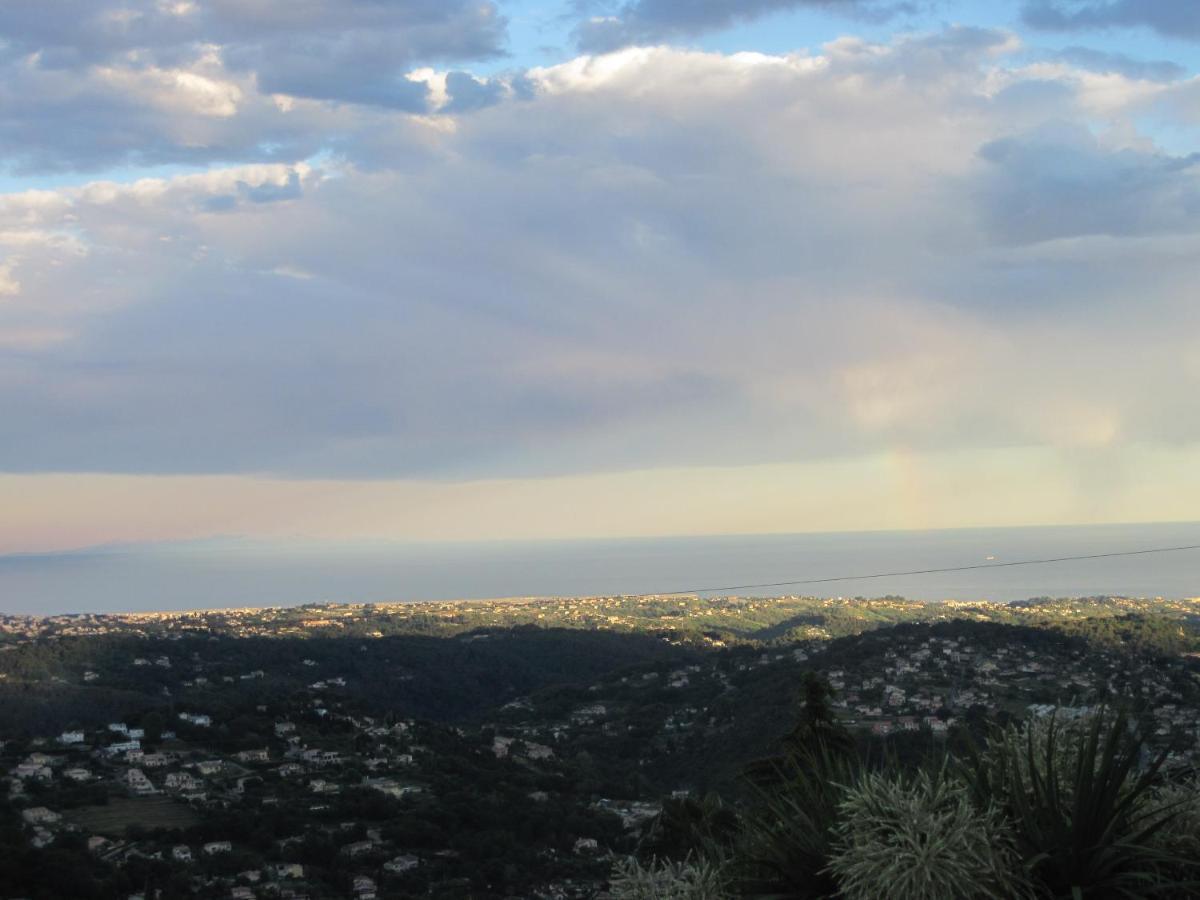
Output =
[
  {"x1": 0, "y1": 627, "x2": 702, "y2": 735},
  {"x1": 2, "y1": 596, "x2": 1200, "y2": 898}
]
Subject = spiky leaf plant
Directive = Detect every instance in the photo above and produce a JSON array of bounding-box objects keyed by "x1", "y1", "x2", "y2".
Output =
[
  {"x1": 964, "y1": 709, "x2": 1198, "y2": 898},
  {"x1": 827, "y1": 767, "x2": 1031, "y2": 900}
]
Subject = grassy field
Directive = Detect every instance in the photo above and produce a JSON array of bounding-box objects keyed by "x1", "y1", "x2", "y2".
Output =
[{"x1": 65, "y1": 795, "x2": 199, "y2": 837}]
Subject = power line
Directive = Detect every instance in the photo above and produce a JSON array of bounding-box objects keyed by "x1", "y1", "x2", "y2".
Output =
[{"x1": 629, "y1": 542, "x2": 1200, "y2": 598}]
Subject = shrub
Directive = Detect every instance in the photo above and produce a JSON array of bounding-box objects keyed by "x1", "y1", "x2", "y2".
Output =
[
  {"x1": 1146, "y1": 775, "x2": 1200, "y2": 858},
  {"x1": 609, "y1": 855, "x2": 728, "y2": 900},
  {"x1": 828, "y1": 768, "x2": 1030, "y2": 900},
  {"x1": 731, "y1": 743, "x2": 860, "y2": 897},
  {"x1": 640, "y1": 793, "x2": 740, "y2": 862}
]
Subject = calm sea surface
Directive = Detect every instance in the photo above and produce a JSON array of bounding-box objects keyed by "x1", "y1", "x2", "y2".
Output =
[{"x1": 1, "y1": 522, "x2": 1198, "y2": 615}]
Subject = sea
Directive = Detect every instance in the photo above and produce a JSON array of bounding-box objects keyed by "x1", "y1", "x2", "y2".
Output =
[{"x1": 1, "y1": 521, "x2": 1198, "y2": 616}]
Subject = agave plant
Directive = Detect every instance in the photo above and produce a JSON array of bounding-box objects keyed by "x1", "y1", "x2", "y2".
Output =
[
  {"x1": 827, "y1": 767, "x2": 1032, "y2": 900},
  {"x1": 963, "y1": 709, "x2": 1199, "y2": 898}
]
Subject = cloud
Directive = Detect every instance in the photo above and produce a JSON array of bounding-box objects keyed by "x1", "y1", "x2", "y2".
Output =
[
  {"x1": 0, "y1": 50, "x2": 324, "y2": 173},
  {"x1": 0, "y1": 0, "x2": 508, "y2": 171},
  {"x1": 1022, "y1": 1, "x2": 1200, "y2": 41},
  {"x1": 573, "y1": 0, "x2": 918, "y2": 52},
  {"x1": 1051, "y1": 46, "x2": 1185, "y2": 81},
  {"x1": 1, "y1": 34, "x2": 1198, "y2": 484},
  {"x1": 0, "y1": 1, "x2": 508, "y2": 78},
  {"x1": 441, "y1": 72, "x2": 509, "y2": 113},
  {"x1": 976, "y1": 122, "x2": 1200, "y2": 243},
  {"x1": 0, "y1": 259, "x2": 20, "y2": 296},
  {"x1": 238, "y1": 169, "x2": 302, "y2": 203}
]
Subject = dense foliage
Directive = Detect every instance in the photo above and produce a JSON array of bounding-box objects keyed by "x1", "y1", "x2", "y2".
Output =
[{"x1": 625, "y1": 709, "x2": 1200, "y2": 899}]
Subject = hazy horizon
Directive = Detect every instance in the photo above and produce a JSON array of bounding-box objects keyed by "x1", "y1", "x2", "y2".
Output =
[{"x1": 3, "y1": 520, "x2": 1197, "y2": 616}]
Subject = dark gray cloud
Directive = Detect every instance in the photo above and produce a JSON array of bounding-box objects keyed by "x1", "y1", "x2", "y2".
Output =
[
  {"x1": 220, "y1": 40, "x2": 433, "y2": 112},
  {"x1": 1051, "y1": 45, "x2": 1185, "y2": 81},
  {"x1": 0, "y1": 0, "x2": 510, "y2": 172},
  {"x1": 442, "y1": 72, "x2": 508, "y2": 113},
  {"x1": 976, "y1": 122, "x2": 1200, "y2": 244},
  {"x1": 573, "y1": 0, "x2": 918, "y2": 52},
  {"x1": 0, "y1": 0, "x2": 504, "y2": 128},
  {"x1": 0, "y1": 62, "x2": 320, "y2": 174},
  {"x1": 0, "y1": 1, "x2": 507, "y2": 73},
  {"x1": 1022, "y1": 1, "x2": 1200, "y2": 41},
  {"x1": 217, "y1": 3, "x2": 504, "y2": 109}
]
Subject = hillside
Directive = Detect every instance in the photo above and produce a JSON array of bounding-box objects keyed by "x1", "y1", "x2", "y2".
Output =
[{"x1": 1, "y1": 596, "x2": 1200, "y2": 897}]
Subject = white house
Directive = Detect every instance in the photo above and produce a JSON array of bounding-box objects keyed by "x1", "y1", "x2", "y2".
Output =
[
  {"x1": 124, "y1": 768, "x2": 157, "y2": 795},
  {"x1": 340, "y1": 840, "x2": 374, "y2": 857},
  {"x1": 165, "y1": 772, "x2": 202, "y2": 792},
  {"x1": 13, "y1": 763, "x2": 52, "y2": 781},
  {"x1": 384, "y1": 855, "x2": 420, "y2": 874},
  {"x1": 21, "y1": 807, "x2": 61, "y2": 825},
  {"x1": 362, "y1": 777, "x2": 421, "y2": 799}
]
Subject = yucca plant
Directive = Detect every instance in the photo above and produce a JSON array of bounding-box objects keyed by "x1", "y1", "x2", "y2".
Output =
[
  {"x1": 828, "y1": 767, "x2": 1032, "y2": 900},
  {"x1": 963, "y1": 709, "x2": 1198, "y2": 898}
]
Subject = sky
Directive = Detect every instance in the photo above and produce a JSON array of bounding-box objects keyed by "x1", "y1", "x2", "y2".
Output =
[{"x1": 3, "y1": 0, "x2": 1200, "y2": 558}]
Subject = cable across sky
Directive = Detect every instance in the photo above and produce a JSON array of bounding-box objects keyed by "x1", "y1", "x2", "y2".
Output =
[{"x1": 634, "y1": 543, "x2": 1200, "y2": 598}]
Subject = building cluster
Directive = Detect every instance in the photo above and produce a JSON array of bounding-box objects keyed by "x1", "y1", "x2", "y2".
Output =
[{"x1": 3, "y1": 693, "x2": 437, "y2": 899}]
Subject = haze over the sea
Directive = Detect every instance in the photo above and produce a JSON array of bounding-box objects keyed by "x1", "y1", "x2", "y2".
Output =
[{"x1": 2, "y1": 521, "x2": 1197, "y2": 616}]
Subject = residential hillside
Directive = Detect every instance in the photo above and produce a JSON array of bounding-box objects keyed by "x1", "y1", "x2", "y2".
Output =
[{"x1": 1, "y1": 595, "x2": 1199, "y2": 897}]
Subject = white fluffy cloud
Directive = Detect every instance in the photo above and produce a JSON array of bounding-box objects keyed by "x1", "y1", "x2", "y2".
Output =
[{"x1": 1, "y1": 29, "x2": 1199, "y2": 481}]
